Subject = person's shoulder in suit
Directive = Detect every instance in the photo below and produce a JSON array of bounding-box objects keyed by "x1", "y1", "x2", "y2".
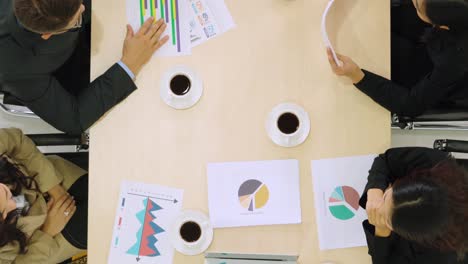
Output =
[{"x1": 0, "y1": 0, "x2": 13, "y2": 36}]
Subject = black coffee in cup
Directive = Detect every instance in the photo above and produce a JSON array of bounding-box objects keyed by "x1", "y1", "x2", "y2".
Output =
[
  {"x1": 170, "y1": 74, "x2": 191, "y2": 96},
  {"x1": 179, "y1": 221, "x2": 202, "y2": 243},
  {"x1": 277, "y1": 112, "x2": 300, "y2": 134}
]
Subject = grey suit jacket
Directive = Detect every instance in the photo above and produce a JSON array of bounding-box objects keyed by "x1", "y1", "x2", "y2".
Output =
[{"x1": 0, "y1": 0, "x2": 137, "y2": 134}]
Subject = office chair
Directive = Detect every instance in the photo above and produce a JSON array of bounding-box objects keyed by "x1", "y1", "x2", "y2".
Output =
[
  {"x1": 0, "y1": 92, "x2": 38, "y2": 118},
  {"x1": 389, "y1": 1, "x2": 468, "y2": 131},
  {"x1": 28, "y1": 133, "x2": 89, "y2": 170},
  {"x1": 433, "y1": 139, "x2": 468, "y2": 167},
  {"x1": 392, "y1": 108, "x2": 468, "y2": 131}
]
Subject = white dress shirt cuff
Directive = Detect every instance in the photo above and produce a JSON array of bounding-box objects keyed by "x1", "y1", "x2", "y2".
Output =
[{"x1": 117, "y1": 61, "x2": 136, "y2": 80}]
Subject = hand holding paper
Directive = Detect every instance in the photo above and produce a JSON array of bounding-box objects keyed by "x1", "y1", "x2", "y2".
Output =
[{"x1": 326, "y1": 49, "x2": 365, "y2": 84}]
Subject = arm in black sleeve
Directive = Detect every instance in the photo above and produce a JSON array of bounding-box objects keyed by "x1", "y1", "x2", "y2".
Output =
[
  {"x1": 361, "y1": 147, "x2": 449, "y2": 204},
  {"x1": 363, "y1": 221, "x2": 411, "y2": 264},
  {"x1": 355, "y1": 68, "x2": 462, "y2": 117},
  {"x1": 6, "y1": 63, "x2": 137, "y2": 135},
  {"x1": 355, "y1": 34, "x2": 468, "y2": 117}
]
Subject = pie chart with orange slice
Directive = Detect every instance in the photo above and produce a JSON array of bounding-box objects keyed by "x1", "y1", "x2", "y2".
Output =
[{"x1": 238, "y1": 179, "x2": 270, "y2": 211}]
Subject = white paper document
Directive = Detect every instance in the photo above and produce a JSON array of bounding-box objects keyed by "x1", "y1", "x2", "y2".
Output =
[
  {"x1": 321, "y1": 0, "x2": 342, "y2": 66},
  {"x1": 126, "y1": 0, "x2": 191, "y2": 56},
  {"x1": 108, "y1": 181, "x2": 184, "y2": 264},
  {"x1": 207, "y1": 160, "x2": 302, "y2": 228},
  {"x1": 188, "y1": 0, "x2": 236, "y2": 47},
  {"x1": 126, "y1": 0, "x2": 234, "y2": 55},
  {"x1": 311, "y1": 155, "x2": 376, "y2": 250}
]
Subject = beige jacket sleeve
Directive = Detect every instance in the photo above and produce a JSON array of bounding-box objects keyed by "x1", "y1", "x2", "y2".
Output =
[
  {"x1": 0, "y1": 230, "x2": 60, "y2": 264},
  {"x1": 0, "y1": 128, "x2": 63, "y2": 193}
]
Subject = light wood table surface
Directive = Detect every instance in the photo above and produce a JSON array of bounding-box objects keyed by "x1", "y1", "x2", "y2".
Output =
[{"x1": 89, "y1": 0, "x2": 391, "y2": 263}]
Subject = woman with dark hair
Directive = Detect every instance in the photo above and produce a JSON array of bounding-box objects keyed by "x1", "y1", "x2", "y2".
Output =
[
  {"x1": 361, "y1": 147, "x2": 468, "y2": 264},
  {"x1": 0, "y1": 128, "x2": 88, "y2": 263},
  {"x1": 327, "y1": 0, "x2": 468, "y2": 117}
]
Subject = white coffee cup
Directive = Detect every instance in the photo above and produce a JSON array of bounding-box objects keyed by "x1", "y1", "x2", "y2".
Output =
[
  {"x1": 160, "y1": 65, "x2": 203, "y2": 110},
  {"x1": 170, "y1": 210, "x2": 213, "y2": 256},
  {"x1": 266, "y1": 103, "x2": 310, "y2": 147}
]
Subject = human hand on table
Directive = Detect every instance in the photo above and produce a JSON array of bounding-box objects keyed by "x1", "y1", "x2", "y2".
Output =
[
  {"x1": 121, "y1": 18, "x2": 169, "y2": 76},
  {"x1": 326, "y1": 48, "x2": 365, "y2": 84},
  {"x1": 41, "y1": 194, "x2": 76, "y2": 237},
  {"x1": 366, "y1": 188, "x2": 392, "y2": 237}
]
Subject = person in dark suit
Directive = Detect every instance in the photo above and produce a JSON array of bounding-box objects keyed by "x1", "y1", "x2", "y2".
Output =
[
  {"x1": 327, "y1": 0, "x2": 468, "y2": 117},
  {"x1": 360, "y1": 147, "x2": 468, "y2": 264},
  {"x1": 0, "y1": 0, "x2": 169, "y2": 134}
]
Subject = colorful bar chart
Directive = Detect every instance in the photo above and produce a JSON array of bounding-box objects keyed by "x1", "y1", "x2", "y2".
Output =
[
  {"x1": 164, "y1": 0, "x2": 169, "y2": 23},
  {"x1": 129, "y1": 0, "x2": 235, "y2": 56},
  {"x1": 174, "y1": 0, "x2": 181, "y2": 51},
  {"x1": 138, "y1": 0, "x2": 182, "y2": 52}
]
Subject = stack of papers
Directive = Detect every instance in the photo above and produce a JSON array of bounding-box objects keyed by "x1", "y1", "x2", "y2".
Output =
[{"x1": 127, "y1": 0, "x2": 236, "y2": 56}]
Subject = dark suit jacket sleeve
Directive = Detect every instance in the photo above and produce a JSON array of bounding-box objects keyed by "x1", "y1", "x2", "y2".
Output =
[
  {"x1": 6, "y1": 63, "x2": 137, "y2": 135},
  {"x1": 363, "y1": 221, "x2": 411, "y2": 264},
  {"x1": 354, "y1": 67, "x2": 463, "y2": 117},
  {"x1": 360, "y1": 147, "x2": 449, "y2": 207}
]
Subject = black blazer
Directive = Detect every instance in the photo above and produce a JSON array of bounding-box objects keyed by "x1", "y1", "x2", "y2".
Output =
[
  {"x1": 359, "y1": 147, "x2": 467, "y2": 264},
  {"x1": 0, "y1": 0, "x2": 137, "y2": 134},
  {"x1": 354, "y1": 26, "x2": 468, "y2": 117}
]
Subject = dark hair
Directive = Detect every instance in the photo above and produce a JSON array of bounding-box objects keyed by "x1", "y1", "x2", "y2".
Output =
[
  {"x1": 0, "y1": 157, "x2": 38, "y2": 254},
  {"x1": 391, "y1": 159, "x2": 468, "y2": 259},
  {"x1": 425, "y1": 0, "x2": 468, "y2": 31},
  {"x1": 13, "y1": 0, "x2": 82, "y2": 33}
]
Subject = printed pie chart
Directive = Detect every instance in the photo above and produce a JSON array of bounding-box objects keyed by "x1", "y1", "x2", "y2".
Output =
[
  {"x1": 328, "y1": 186, "x2": 360, "y2": 220},
  {"x1": 238, "y1": 179, "x2": 270, "y2": 211}
]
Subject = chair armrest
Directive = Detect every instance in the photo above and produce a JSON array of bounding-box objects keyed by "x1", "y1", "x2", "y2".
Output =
[
  {"x1": 398, "y1": 108, "x2": 468, "y2": 122},
  {"x1": 434, "y1": 139, "x2": 468, "y2": 154},
  {"x1": 394, "y1": 108, "x2": 468, "y2": 130},
  {"x1": 27, "y1": 134, "x2": 87, "y2": 148},
  {"x1": 0, "y1": 94, "x2": 38, "y2": 118}
]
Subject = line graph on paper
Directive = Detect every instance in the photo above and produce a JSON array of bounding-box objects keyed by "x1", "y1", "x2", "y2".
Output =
[
  {"x1": 127, "y1": 198, "x2": 165, "y2": 260},
  {"x1": 108, "y1": 181, "x2": 183, "y2": 264}
]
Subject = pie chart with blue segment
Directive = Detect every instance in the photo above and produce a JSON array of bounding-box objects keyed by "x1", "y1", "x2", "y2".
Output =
[{"x1": 328, "y1": 186, "x2": 360, "y2": 220}]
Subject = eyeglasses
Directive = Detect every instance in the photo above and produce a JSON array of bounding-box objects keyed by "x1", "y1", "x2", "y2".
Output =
[
  {"x1": 61, "y1": 12, "x2": 83, "y2": 33},
  {"x1": 52, "y1": 11, "x2": 83, "y2": 34},
  {"x1": 70, "y1": 12, "x2": 83, "y2": 30}
]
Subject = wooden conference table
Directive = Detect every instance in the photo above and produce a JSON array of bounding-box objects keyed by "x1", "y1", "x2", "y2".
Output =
[{"x1": 89, "y1": 0, "x2": 391, "y2": 263}]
